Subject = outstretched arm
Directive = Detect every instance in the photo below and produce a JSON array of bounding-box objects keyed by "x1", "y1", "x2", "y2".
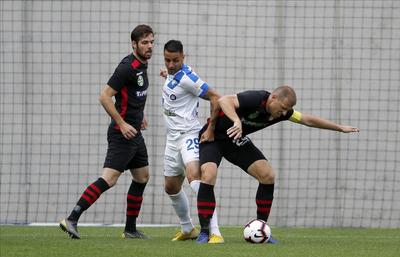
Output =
[
  {"x1": 200, "y1": 88, "x2": 221, "y2": 143},
  {"x1": 297, "y1": 112, "x2": 359, "y2": 133}
]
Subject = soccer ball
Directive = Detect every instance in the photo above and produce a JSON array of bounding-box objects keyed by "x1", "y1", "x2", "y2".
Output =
[{"x1": 243, "y1": 219, "x2": 271, "y2": 243}]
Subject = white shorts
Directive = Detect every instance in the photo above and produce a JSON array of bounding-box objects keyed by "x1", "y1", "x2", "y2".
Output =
[{"x1": 163, "y1": 132, "x2": 200, "y2": 177}]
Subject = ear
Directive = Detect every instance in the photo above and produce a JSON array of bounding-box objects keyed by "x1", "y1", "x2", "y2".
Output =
[{"x1": 131, "y1": 41, "x2": 137, "y2": 50}]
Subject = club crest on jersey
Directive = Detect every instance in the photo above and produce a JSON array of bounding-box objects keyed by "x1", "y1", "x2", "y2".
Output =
[
  {"x1": 248, "y1": 111, "x2": 259, "y2": 119},
  {"x1": 137, "y1": 75, "x2": 144, "y2": 87},
  {"x1": 170, "y1": 94, "x2": 177, "y2": 100}
]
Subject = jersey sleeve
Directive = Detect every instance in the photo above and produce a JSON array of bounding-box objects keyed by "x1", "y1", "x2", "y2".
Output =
[
  {"x1": 289, "y1": 110, "x2": 302, "y2": 123},
  {"x1": 237, "y1": 90, "x2": 265, "y2": 110},
  {"x1": 107, "y1": 64, "x2": 130, "y2": 92},
  {"x1": 180, "y1": 72, "x2": 209, "y2": 98}
]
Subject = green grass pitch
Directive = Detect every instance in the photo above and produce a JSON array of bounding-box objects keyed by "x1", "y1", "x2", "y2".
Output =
[{"x1": 1, "y1": 226, "x2": 399, "y2": 257}]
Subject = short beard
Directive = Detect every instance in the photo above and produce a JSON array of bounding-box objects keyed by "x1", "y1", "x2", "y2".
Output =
[{"x1": 136, "y1": 50, "x2": 150, "y2": 61}]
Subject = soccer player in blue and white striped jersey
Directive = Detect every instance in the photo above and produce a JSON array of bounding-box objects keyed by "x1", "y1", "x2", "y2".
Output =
[{"x1": 160, "y1": 40, "x2": 224, "y2": 243}]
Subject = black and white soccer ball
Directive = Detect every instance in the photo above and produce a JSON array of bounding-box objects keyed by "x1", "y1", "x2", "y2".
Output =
[{"x1": 243, "y1": 219, "x2": 271, "y2": 243}]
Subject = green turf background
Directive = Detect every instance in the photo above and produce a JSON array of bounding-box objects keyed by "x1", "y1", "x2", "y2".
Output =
[{"x1": 1, "y1": 226, "x2": 399, "y2": 257}]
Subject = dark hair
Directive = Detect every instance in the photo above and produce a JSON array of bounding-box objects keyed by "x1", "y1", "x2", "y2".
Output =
[
  {"x1": 131, "y1": 24, "x2": 153, "y2": 43},
  {"x1": 164, "y1": 40, "x2": 183, "y2": 53}
]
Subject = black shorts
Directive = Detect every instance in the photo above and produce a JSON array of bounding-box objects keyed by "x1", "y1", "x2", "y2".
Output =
[
  {"x1": 103, "y1": 127, "x2": 148, "y2": 172},
  {"x1": 199, "y1": 136, "x2": 267, "y2": 172}
]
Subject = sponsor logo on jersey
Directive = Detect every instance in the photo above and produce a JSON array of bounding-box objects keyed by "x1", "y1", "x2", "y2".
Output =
[
  {"x1": 136, "y1": 90, "x2": 147, "y2": 97},
  {"x1": 138, "y1": 75, "x2": 144, "y2": 87},
  {"x1": 163, "y1": 109, "x2": 177, "y2": 116}
]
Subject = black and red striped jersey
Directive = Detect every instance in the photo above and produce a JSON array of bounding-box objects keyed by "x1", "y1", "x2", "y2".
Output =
[
  {"x1": 107, "y1": 53, "x2": 149, "y2": 133},
  {"x1": 212, "y1": 90, "x2": 294, "y2": 140}
]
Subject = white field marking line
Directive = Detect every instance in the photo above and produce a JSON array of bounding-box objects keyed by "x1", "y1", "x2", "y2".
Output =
[{"x1": 3, "y1": 223, "x2": 177, "y2": 227}]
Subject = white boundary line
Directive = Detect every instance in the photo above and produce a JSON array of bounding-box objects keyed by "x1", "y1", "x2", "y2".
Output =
[{"x1": 1, "y1": 223, "x2": 177, "y2": 227}]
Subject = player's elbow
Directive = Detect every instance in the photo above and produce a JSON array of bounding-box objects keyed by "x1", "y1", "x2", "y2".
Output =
[
  {"x1": 299, "y1": 113, "x2": 316, "y2": 127},
  {"x1": 98, "y1": 93, "x2": 106, "y2": 105},
  {"x1": 98, "y1": 90, "x2": 110, "y2": 105}
]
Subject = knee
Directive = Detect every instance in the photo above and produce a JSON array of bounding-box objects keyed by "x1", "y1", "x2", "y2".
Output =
[
  {"x1": 200, "y1": 163, "x2": 218, "y2": 185},
  {"x1": 185, "y1": 162, "x2": 201, "y2": 183},
  {"x1": 101, "y1": 169, "x2": 121, "y2": 187},
  {"x1": 258, "y1": 170, "x2": 275, "y2": 184},
  {"x1": 164, "y1": 183, "x2": 180, "y2": 195},
  {"x1": 164, "y1": 176, "x2": 183, "y2": 195},
  {"x1": 186, "y1": 173, "x2": 200, "y2": 184},
  {"x1": 102, "y1": 175, "x2": 118, "y2": 187},
  {"x1": 135, "y1": 171, "x2": 149, "y2": 184},
  {"x1": 131, "y1": 167, "x2": 150, "y2": 184},
  {"x1": 248, "y1": 160, "x2": 276, "y2": 184}
]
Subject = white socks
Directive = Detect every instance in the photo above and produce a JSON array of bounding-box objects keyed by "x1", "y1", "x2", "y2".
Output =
[
  {"x1": 190, "y1": 180, "x2": 221, "y2": 236},
  {"x1": 169, "y1": 190, "x2": 194, "y2": 234}
]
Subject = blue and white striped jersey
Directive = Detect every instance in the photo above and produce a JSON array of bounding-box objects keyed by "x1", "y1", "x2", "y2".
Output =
[{"x1": 162, "y1": 64, "x2": 209, "y2": 139}]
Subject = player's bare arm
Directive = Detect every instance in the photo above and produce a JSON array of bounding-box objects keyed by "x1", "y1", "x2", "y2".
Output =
[
  {"x1": 218, "y1": 94, "x2": 243, "y2": 140},
  {"x1": 297, "y1": 112, "x2": 360, "y2": 133},
  {"x1": 200, "y1": 88, "x2": 221, "y2": 143},
  {"x1": 99, "y1": 85, "x2": 138, "y2": 139}
]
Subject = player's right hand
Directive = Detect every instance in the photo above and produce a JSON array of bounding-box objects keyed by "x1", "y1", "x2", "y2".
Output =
[
  {"x1": 339, "y1": 125, "x2": 360, "y2": 133},
  {"x1": 227, "y1": 120, "x2": 242, "y2": 140},
  {"x1": 120, "y1": 122, "x2": 137, "y2": 139}
]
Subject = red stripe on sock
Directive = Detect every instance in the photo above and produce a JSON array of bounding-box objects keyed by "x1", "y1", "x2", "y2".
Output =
[
  {"x1": 256, "y1": 199, "x2": 273, "y2": 205},
  {"x1": 197, "y1": 201, "x2": 216, "y2": 207},
  {"x1": 127, "y1": 195, "x2": 143, "y2": 202},
  {"x1": 198, "y1": 209, "x2": 214, "y2": 215},
  {"x1": 82, "y1": 194, "x2": 94, "y2": 205},
  {"x1": 90, "y1": 184, "x2": 101, "y2": 195},
  {"x1": 84, "y1": 188, "x2": 98, "y2": 199},
  {"x1": 126, "y1": 210, "x2": 140, "y2": 216},
  {"x1": 257, "y1": 207, "x2": 271, "y2": 213},
  {"x1": 127, "y1": 203, "x2": 141, "y2": 208}
]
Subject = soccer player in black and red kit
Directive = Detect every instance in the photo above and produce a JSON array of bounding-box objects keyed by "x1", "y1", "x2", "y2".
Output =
[
  {"x1": 196, "y1": 86, "x2": 359, "y2": 244},
  {"x1": 60, "y1": 24, "x2": 154, "y2": 239}
]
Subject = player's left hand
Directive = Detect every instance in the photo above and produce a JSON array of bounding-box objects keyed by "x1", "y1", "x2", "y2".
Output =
[{"x1": 340, "y1": 125, "x2": 359, "y2": 133}]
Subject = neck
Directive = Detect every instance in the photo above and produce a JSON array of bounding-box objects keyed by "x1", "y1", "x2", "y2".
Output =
[{"x1": 265, "y1": 97, "x2": 272, "y2": 114}]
